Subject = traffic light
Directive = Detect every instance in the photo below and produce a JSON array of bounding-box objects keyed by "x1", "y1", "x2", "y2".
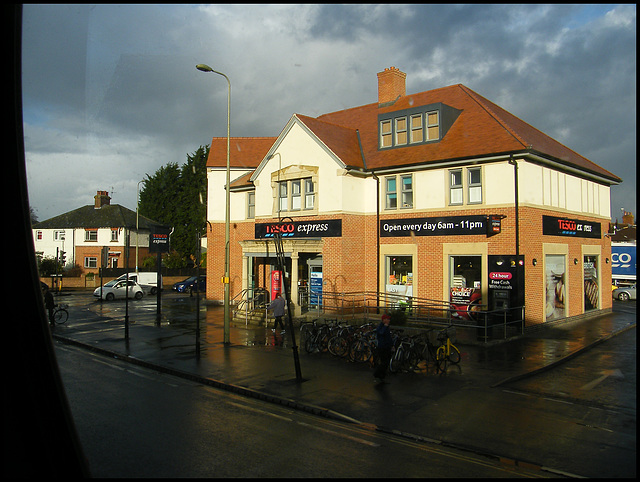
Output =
[{"x1": 59, "y1": 250, "x2": 66, "y2": 265}]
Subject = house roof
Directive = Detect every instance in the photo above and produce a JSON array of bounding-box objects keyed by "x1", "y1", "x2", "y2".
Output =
[
  {"x1": 206, "y1": 137, "x2": 276, "y2": 169},
  {"x1": 610, "y1": 226, "x2": 636, "y2": 242},
  {"x1": 33, "y1": 204, "x2": 162, "y2": 230},
  {"x1": 206, "y1": 81, "x2": 621, "y2": 185}
]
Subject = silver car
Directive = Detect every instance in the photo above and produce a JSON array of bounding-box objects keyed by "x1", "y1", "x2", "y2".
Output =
[
  {"x1": 612, "y1": 283, "x2": 636, "y2": 301},
  {"x1": 94, "y1": 279, "x2": 144, "y2": 301}
]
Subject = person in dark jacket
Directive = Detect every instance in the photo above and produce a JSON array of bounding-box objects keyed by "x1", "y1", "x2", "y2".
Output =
[
  {"x1": 42, "y1": 285, "x2": 56, "y2": 326},
  {"x1": 268, "y1": 293, "x2": 286, "y2": 333},
  {"x1": 373, "y1": 314, "x2": 393, "y2": 382}
]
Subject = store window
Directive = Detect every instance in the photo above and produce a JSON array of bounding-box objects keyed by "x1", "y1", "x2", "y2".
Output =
[
  {"x1": 545, "y1": 255, "x2": 566, "y2": 321},
  {"x1": 584, "y1": 255, "x2": 599, "y2": 311},
  {"x1": 449, "y1": 255, "x2": 481, "y2": 289},
  {"x1": 385, "y1": 255, "x2": 413, "y2": 298},
  {"x1": 449, "y1": 255, "x2": 482, "y2": 321}
]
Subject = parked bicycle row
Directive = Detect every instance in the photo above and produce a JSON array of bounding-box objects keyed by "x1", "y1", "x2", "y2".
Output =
[{"x1": 298, "y1": 318, "x2": 461, "y2": 373}]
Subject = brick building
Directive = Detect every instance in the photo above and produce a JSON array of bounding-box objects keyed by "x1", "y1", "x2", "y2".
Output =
[{"x1": 205, "y1": 67, "x2": 621, "y2": 327}]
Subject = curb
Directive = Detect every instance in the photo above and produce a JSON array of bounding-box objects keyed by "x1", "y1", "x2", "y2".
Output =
[
  {"x1": 491, "y1": 321, "x2": 636, "y2": 388},
  {"x1": 53, "y1": 333, "x2": 361, "y2": 425}
]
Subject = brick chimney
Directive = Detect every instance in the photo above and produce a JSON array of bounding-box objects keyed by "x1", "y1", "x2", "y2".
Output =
[
  {"x1": 377, "y1": 66, "x2": 406, "y2": 105},
  {"x1": 94, "y1": 190, "x2": 111, "y2": 209}
]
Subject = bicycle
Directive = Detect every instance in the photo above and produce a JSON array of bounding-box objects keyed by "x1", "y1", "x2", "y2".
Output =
[
  {"x1": 53, "y1": 303, "x2": 69, "y2": 324},
  {"x1": 304, "y1": 319, "x2": 338, "y2": 354},
  {"x1": 435, "y1": 325, "x2": 461, "y2": 367},
  {"x1": 389, "y1": 331, "x2": 419, "y2": 373}
]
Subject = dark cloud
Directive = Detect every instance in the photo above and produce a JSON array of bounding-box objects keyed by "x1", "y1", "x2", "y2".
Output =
[{"x1": 22, "y1": 4, "x2": 636, "y2": 220}]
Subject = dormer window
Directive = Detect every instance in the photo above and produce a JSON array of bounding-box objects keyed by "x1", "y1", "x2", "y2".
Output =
[
  {"x1": 379, "y1": 103, "x2": 458, "y2": 150},
  {"x1": 380, "y1": 120, "x2": 392, "y2": 148},
  {"x1": 379, "y1": 109, "x2": 440, "y2": 149}
]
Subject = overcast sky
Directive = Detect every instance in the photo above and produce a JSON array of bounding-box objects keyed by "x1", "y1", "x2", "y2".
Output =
[{"x1": 22, "y1": 4, "x2": 636, "y2": 223}]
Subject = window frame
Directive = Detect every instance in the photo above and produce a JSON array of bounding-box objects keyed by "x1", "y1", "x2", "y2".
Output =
[
  {"x1": 448, "y1": 167, "x2": 483, "y2": 206},
  {"x1": 384, "y1": 174, "x2": 414, "y2": 210},
  {"x1": 277, "y1": 177, "x2": 316, "y2": 213},
  {"x1": 84, "y1": 256, "x2": 98, "y2": 268},
  {"x1": 380, "y1": 119, "x2": 392, "y2": 148},
  {"x1": 449, "y1": 169, "x2": 463, "y2": 206},
  {"x1": 247, "y1": 191, "x2": 255, "y2": 219},
  {"x1": 467, "y1": 167, "x2": 482, "y2": 204},
  {"x1": 426, "y1": 110, "x2": 440, "y2": 140},
  {"x1": 395, "y1": 116, "x2": 407, "y2": 146},
  {"x1": 410, "y1": 114, "x2": 423, "y2": 143},
  {"x1": 85, "y1": 229, "x2": 98, "y2": 242},
  {"x1": 379, "y1": 105, "x2": 444, "y2": 149}
]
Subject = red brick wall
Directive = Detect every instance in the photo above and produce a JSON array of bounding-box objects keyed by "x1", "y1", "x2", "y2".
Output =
[{"x1": 207, "y1": 206, "x2": 612, "y2": 327}]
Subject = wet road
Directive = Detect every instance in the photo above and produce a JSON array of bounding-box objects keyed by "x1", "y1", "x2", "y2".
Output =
[
  {"x1": 56, "y1": 341, "x2": 551, "y2": 478},
  {"x1": 52, "y1": 291, "x2": 636, "y2": 477}
]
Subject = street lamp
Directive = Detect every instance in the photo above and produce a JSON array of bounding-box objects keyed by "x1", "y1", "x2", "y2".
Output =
[
  {"x1": 196, "y1": 63, "x2": 231, "y2": 345},
  {"x1": 136, "y1": 179, "x2": 144, "y2": 274}
]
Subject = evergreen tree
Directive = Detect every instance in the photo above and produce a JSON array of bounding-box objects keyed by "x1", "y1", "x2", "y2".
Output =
[{"x1": 138, "y1": 145, "x2": 209, "y2": 267}]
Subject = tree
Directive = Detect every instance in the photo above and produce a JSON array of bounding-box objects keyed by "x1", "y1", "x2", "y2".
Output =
[{"x1": 138, "y1": 146, "x2": 209, "y2": 267}]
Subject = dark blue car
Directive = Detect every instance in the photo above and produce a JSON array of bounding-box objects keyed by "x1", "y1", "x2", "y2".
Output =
[{"x1": 172, "y1": 276, "x2": 206, "y2": 295}]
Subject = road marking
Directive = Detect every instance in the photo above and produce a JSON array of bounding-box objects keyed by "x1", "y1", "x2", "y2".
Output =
[
  {"x1": 580, "y1": 369, "x2": 624, "y2": 391},
  {"x1": 227, "y1": 401, "x2": 294, "y2": 422},
  {"x1": 296, "y1": 422, "x2": 380, "y2": 447}
]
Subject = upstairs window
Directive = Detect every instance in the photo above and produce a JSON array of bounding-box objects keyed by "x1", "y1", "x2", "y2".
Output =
[
  {"x1": 426, "y1": 111, "x2": 440, "y2": 140},
  {"x1": 449, "y1": 167, "x2": 483, "y2": 206},
  {"x1": 395, "y1": 117, "x2": 407, "y2": 145},
  {"x1": 85, "y1": 229, "x2": 98, "y2": 242},
  {"x1": 449, "y1": 169, "x2": 463, "y2": 205},
  {"x1": 385, "y1": 174, "x2": 413, "y2": 210},
  {"x1": 247, "y1": 191, "x2": 255, "y2": 219},
  {"x1": 304, "y1": 179, "x2": 315, "y2": 209},
  {"x1": 410, "y1": 114, "x2": 423, "y2": 143},
  {"x1": 468, "y1": 167, "x2": 482, "y2": 204},
  {"x1": 380, "y1": 108, "x2": 441, "y2": 148},
  {"x1": 385, "y1": 177, "x2": 397, "y2": 209},
  {"x1": 278, "y1": 177, "x2": 315, "y2": 212},
  {"x1": 380, "y1": 120, "x2": 392, "y2": 148}
]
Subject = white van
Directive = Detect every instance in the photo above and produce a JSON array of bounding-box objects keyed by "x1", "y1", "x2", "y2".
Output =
[{"x1": 116, "y1": 272, "x2": 162, "y2": 295}]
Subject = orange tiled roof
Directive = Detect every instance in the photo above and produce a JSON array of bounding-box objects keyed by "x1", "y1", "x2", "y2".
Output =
[
  {"x1": 207, "y1": 83, "x2": 621, "y2": 184},
  {"x1": 206, "y1": 137, "x2": 276, "y2": 169}
]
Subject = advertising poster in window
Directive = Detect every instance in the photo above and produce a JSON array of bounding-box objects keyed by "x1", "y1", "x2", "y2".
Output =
[
  {"x1": 545, "y1": 255, "x2": 566, "y2": 321},
  {"x1": 584, "y1": 256, "x2": 599, "y2": 311},
  {"x1": 450, "y1": 287, "x2": 481, "y2": 321}
]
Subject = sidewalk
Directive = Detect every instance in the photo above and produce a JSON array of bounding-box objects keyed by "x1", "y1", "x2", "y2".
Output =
[{"x1": 52, "y1": 300, "x2": 636, "y2": 476}]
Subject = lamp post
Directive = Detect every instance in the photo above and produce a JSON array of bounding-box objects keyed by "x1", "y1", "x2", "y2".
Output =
[
  {"x1": 136, "y1": 179, "x2": 144, "y2": 274},
  {"x1": 197, "y1": 63, "x2": 231, "y2": 344}
]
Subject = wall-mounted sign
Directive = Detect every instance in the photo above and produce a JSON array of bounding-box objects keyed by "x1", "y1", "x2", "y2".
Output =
[
  {"x1": 255, "y1": 219, "x2": 342, "y2": 239},
  {"x1": 380, "y1": 215, "x2": 490, "y2": 237},
  {"x1": 542, "y1": 215, "x2": 601, "y2": 239},
  {"x1": 149, "y1": 226, "x2": 171, "y2": 253},
  {"x1": 487, "y1": 215, "x2": 503, "y2": 237}
]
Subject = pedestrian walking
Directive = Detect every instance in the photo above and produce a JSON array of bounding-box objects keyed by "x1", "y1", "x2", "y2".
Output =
[
  {"x1": 373, "y1": 313, "x2": 393, "y2": 383},
  {"x1": 268, "y1": 293, "x2": 286, "y2": 333}
]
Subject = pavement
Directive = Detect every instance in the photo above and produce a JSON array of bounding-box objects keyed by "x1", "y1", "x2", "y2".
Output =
[{"x1": 51, "y1": 295, "x2": 636, "y2": 477}]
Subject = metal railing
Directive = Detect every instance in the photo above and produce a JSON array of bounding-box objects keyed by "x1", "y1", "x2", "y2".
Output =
[
  {"x1": 231, "y1": 287, "x2": 525, "y2": 342},
  {"x1": 298, "y1": 289, "x2": 525, "y2": 343}
]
